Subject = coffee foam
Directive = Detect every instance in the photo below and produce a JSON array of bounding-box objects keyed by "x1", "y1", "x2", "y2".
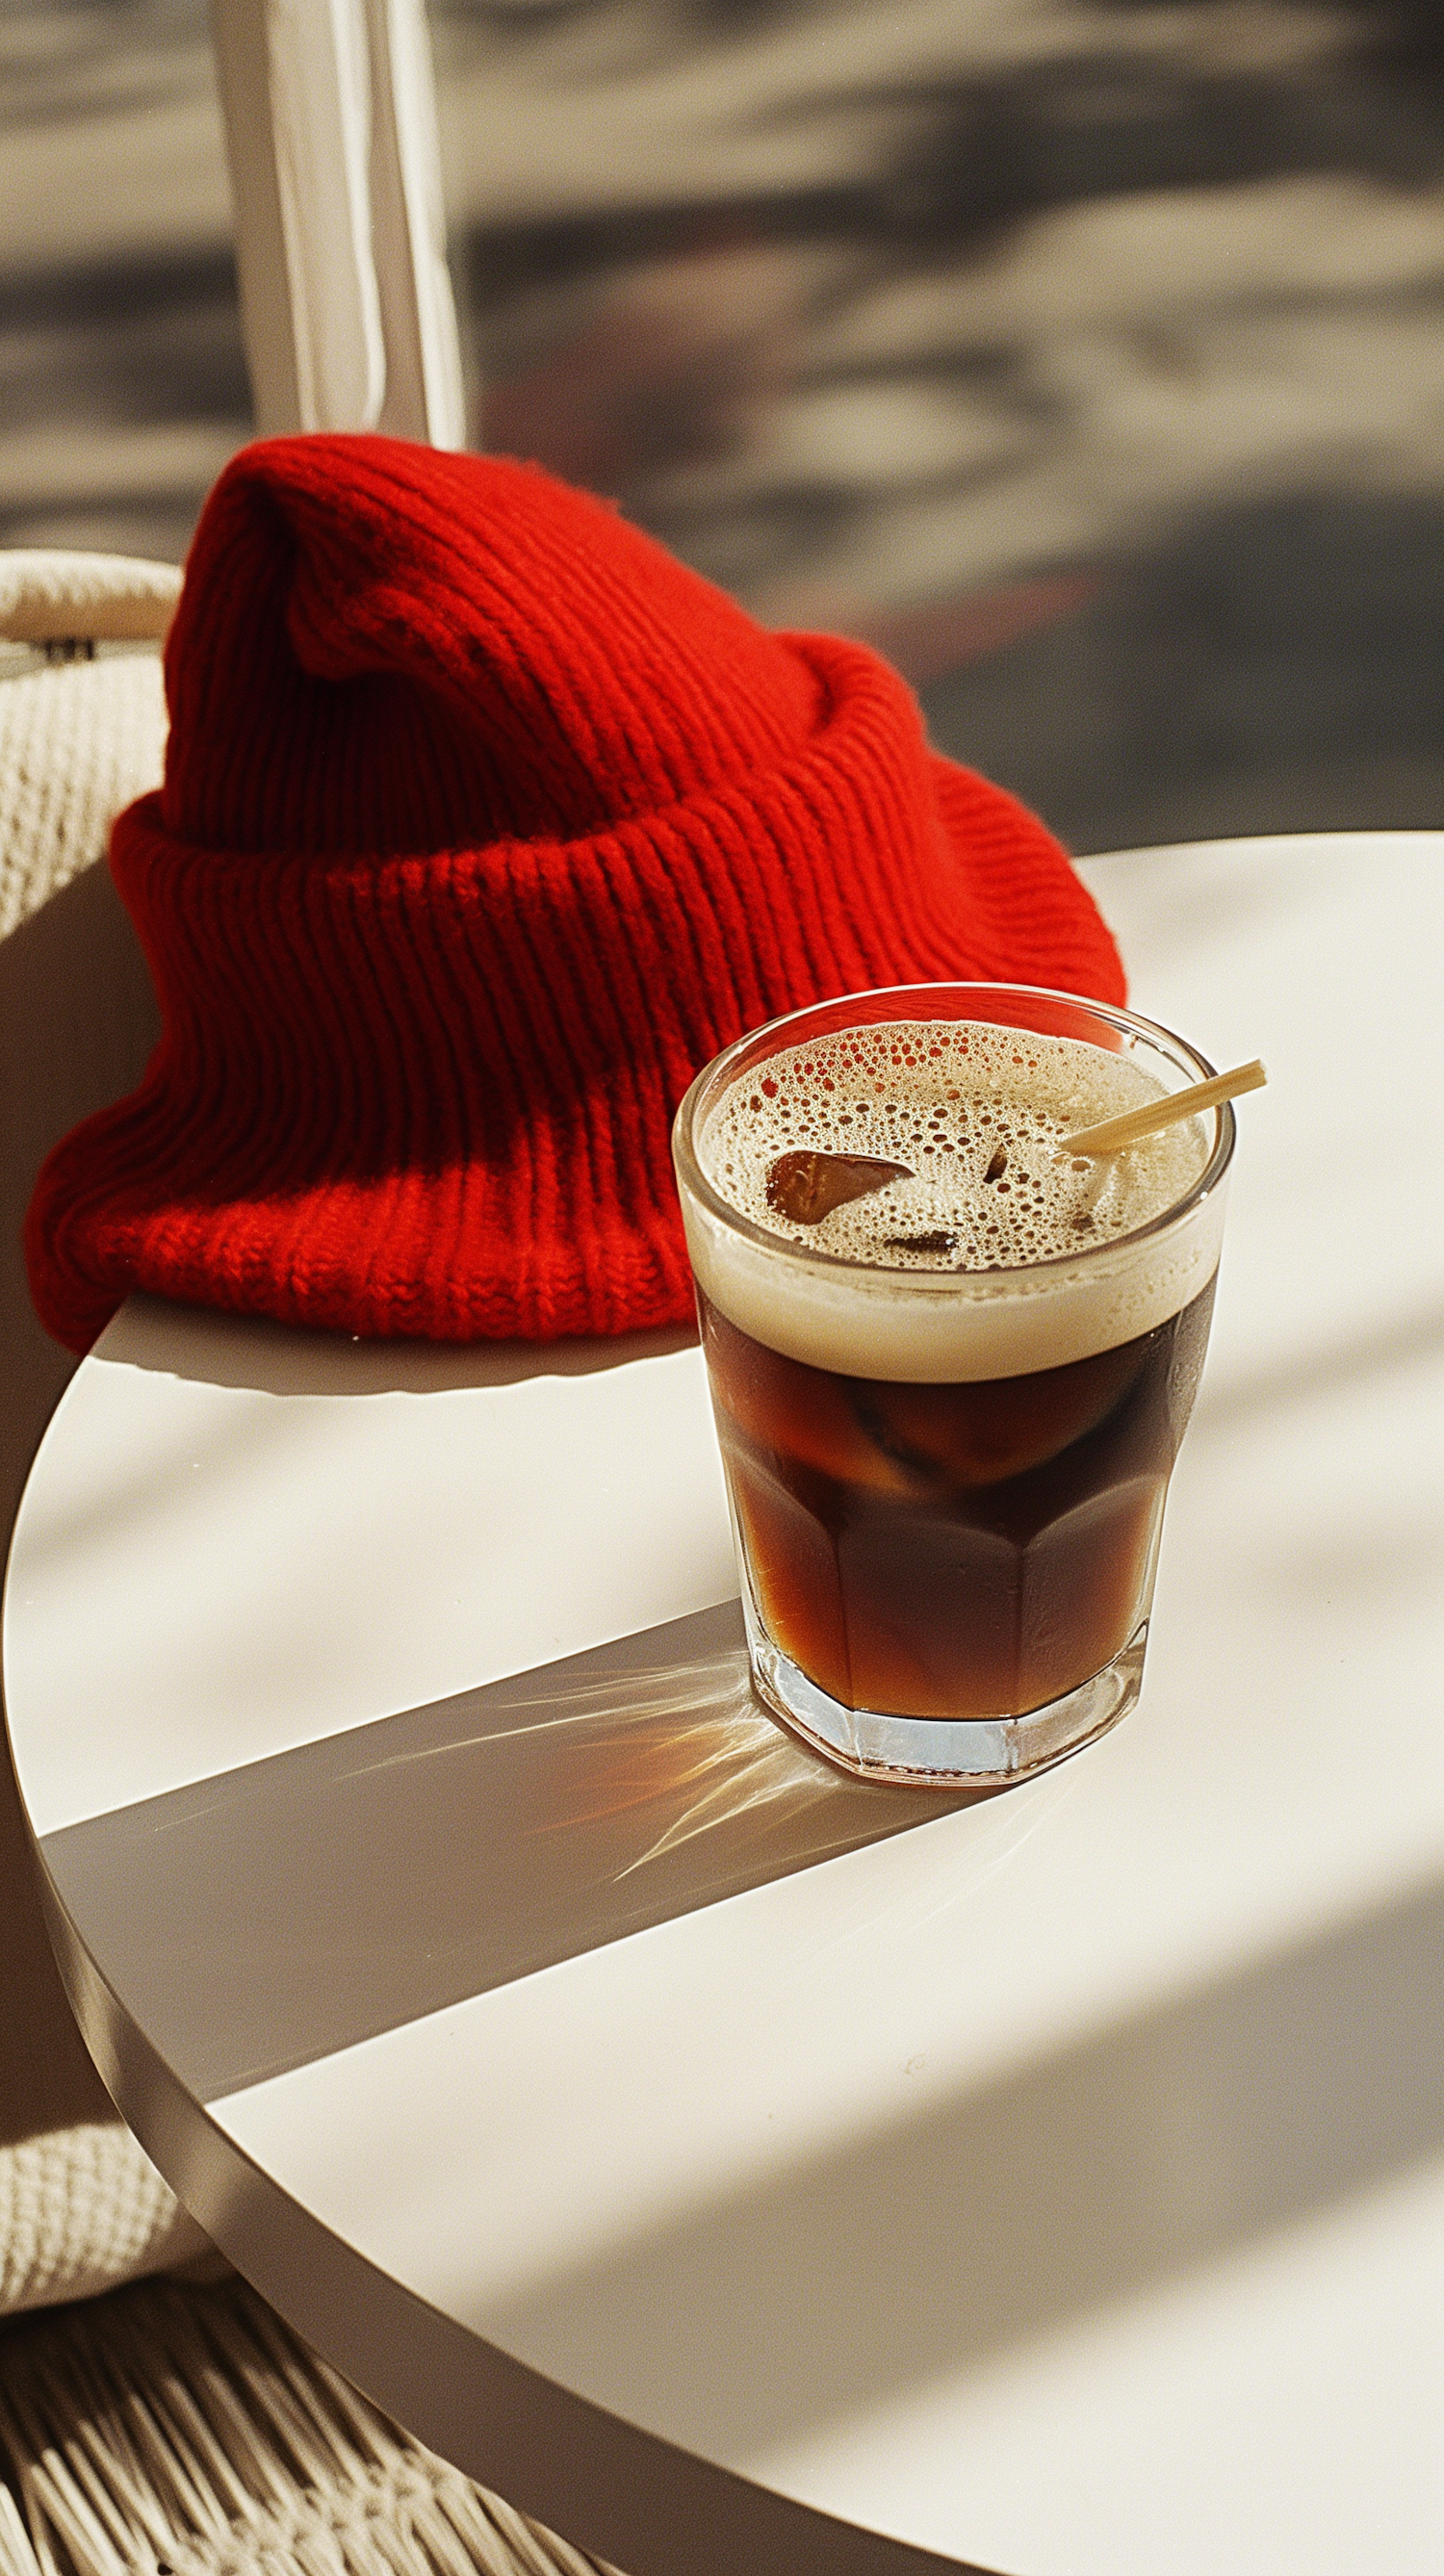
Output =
[
  {"x1": 707, "y1": 1021, "x2": 1201, "y2": 1269},
  {"x1": 683, "y1": 1019, "x2": 1226, "y2": 1381}
]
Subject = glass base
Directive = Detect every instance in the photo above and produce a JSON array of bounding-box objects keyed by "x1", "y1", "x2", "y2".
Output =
[{"x1": 742, "y1": 1601, "x2": 1149, "y2": 1789}]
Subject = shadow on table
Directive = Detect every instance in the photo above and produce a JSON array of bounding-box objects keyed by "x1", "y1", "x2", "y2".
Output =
[
  {"x1": 1200, "y1": 1294, "x2": 1444, "y2": 1432},
  {"x1": 482, "y1": 1862, "x2": 1444, "y2": 2460},
  {"x1": 42, "y1": 1603, "x2": 978, "y2": 2097},
  {"x1": 97, "y1": 1292, "x2": 699, "y2": 1399}
]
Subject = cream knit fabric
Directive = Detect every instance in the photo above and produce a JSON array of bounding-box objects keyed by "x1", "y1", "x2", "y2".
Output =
[
  {"x1": 0, "y1": 549, "x2": 180, "y2": 647},
  {"x1": 0, "y1": 651, "x2": 168, "y2": 939},
  {"x1": 0, "y1": 547, "x2": 177, "y2": 936},
  {"x1": 1, "y1": 552, "x2": 199, "y2": 2319},
  {"x1": 0, "y1": 2125, "x2": 210, "y2": 2318}
]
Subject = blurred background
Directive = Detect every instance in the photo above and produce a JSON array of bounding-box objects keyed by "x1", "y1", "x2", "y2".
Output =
[{"x1": 4, "y1": 0, "x2": 1442, "y2": 853}]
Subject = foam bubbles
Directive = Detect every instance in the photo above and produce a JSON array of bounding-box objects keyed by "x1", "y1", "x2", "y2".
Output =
[{"x1": 704, "y1": 1020, "x2": 1207, "y2": 1273}]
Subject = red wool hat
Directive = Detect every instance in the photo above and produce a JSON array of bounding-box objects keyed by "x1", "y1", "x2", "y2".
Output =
[{"x1": 26, "y1": 435, "x2": 1124, "y2": 1353}]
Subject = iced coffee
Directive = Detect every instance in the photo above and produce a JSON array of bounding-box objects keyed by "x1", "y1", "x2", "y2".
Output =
[{"x1": 673, "y1": 987, "x2": 1233, "y2": 1787}]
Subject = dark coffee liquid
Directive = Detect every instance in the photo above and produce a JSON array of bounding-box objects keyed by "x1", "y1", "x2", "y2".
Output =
[{"x1": 699, "y1": 1281, "x2": 1215, "y2": 1722}]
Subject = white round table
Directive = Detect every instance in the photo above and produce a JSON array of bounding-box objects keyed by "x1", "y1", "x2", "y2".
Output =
[{"x1": 7, "y1": 835, "x2": 1444, "y2": 2576}]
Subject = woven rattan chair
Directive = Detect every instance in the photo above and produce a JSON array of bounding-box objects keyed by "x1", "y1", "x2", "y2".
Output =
[{"x1": 0, "y1": 556, "x2": 611, "y2": 2576}]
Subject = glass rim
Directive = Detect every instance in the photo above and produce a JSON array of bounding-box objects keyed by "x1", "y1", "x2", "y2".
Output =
[{"x1": 672, "y1": 979, "x2": 1237, "y2": 1293}]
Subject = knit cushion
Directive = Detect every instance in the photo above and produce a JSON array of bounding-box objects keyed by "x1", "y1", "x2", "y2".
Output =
[{"x1": 26, "y1": 434, "x2": 1123, "y2": 1353}]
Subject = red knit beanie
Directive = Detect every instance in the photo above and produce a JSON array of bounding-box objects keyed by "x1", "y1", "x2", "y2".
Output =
[{"x1": 26, "y1": 434, "x2": 1124, "y2": 1353}]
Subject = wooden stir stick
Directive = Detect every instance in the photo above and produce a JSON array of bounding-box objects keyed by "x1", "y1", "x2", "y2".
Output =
[{"x1": 1064, "y1": 1057, "x2": 1267, "y2": 1157}]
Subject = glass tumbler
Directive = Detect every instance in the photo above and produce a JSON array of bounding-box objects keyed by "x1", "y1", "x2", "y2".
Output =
[{"x1": 672, "y1": 982, "x2": 1233, "y2": 1788}]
